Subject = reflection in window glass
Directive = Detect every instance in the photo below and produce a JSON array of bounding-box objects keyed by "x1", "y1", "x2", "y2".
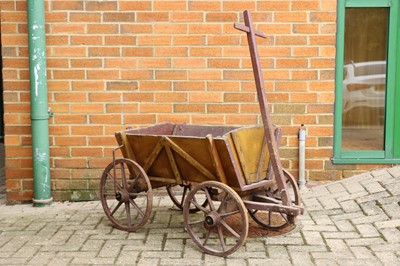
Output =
[{"x1": 342, "y1": 8, "x2": 388, "y2": 150}]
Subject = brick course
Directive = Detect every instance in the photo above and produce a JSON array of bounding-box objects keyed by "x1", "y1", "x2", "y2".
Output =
[{"x1": 0, "y1": 0, "x2": 390, "y2": 202}]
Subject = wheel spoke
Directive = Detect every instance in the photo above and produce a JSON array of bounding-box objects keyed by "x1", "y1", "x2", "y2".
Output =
[
  {"x1": 279, "y1": 212, "x2": 288, "y2": 223},
  {"x1": 120, "y1": 163, "x2": 129, "y2": 189},
  {"x1": 203, "y1": 230, "x2": 211, "y2": 246},
  {"x1": 268, "y1": 210, "x2": 272, "y2": 226},
  {"x1": 107, "y1": 173, "x2": 123, "y2": 191},
  {"x1": 129, "y1": 198, "x2": 145, "y2": 218},
  {"x1": 220, "y1": 209, "x2": 239, "y2": 218},
  {"x1": 217, "y1": 226, "x2": 226, "y2": 252},
  {"x1": 217, "y1": 192, "x2": 230, "y2": 213},
  {"x1": 203, "y1": 188, "x2": 216, "y2": 211},
  {"x1": 190, "y1": 198, "x2": 209, "y2": 214},
  {"x1": 180, "y1": 185, "x2": 189, "y2": 206},
  {"x1": 188, "y1": 219, "x2": 204, "y2": 226},
  {"x1": 125, "y1": 202, "x2": 132, "y2": 226},
  {"x1": 110, "y1": 201, "x2": 123, "y2": 216},
  {"x1": 220, "y1": 220, "x2": 240, "y2": 239}
]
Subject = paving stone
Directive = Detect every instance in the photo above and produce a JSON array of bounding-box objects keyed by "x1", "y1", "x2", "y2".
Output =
[
  {"x1": 374, "y1": 218, "x2": 400, "y2": 229},
  {"x1": 314, "y1": 259, "x2": 340, "y2": 266},
  {"x1": 356, "y1": 191, "x2": 391, "y2": 204},
  {"x1": 380, "y1": 202, "x2": 400, "y2": 218},
  {"x1": 349, "y1": 246, "x2": 376, "y2": 260},
  {"x1": 380, "y1": 228, "x2": 400, "y2": 243},
  {"x1": 266, "y1": 245, "x2": 290, "y2": 259},
  {"x1": 301, "y1": 231, "x2": 325, "y2": 245},
  {"x1": 351, "y1": 214, "x2": 389, "y2": 225},
  {"x1": 290, "y1": 251, "x2": 314, "y2": 265},
  {"x1": 355, "y1": 224, "x2": 380, "y2": 238},
  {"x1": 327, "y1": 183, "x2": 347, "y2": 194},
  {"x1": 333, "y1": 220, "x2": 355, "y2": 232},
  {"x1": 248, "y1": 258, "x2": 292, "y2": 265},
  {"x1": 323, "y1": 231, "x2": 361, "y2": 240}
]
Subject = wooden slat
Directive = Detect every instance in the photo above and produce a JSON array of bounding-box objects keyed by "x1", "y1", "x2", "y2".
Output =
[
  {"x1": 164, "y1": 136, "x2": 217, "y2": 181},
  {"x1": 206, "y1": 134, "x2": 228, "y2": 184}
]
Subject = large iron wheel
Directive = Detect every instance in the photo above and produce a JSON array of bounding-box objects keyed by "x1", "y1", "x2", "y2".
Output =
[
  {"x1": 183, "y1": 181, "x2": 248, "y2": 257},
  {"x1": 248, "y1": 169, "x2": 300, "y2": 231},
  {"x1": 166, "y1": 184, "x2": 207, "y2": 213},
  {"x1": 100, "y1": 158, "x2": 153, "y2": 232}
]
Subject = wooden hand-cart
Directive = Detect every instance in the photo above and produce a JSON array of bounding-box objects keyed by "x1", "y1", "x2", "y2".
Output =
[{"x1": 99, "y1": 10, "x2": 304, "y2": 257}]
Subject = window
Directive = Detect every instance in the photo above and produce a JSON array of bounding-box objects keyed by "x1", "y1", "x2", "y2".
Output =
[{"x1": 333, "y1": 0, "x2": 400, "y2": 163}]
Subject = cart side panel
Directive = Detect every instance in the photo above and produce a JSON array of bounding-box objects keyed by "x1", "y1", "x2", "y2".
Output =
[
  {"x1": 167, "y1": 137, "x2": 220, "y2": 184},
  {"x1": 124, "y1": 135, "x2": 177, "y2": 182},
  {"x1": 214, "y1": 138, "x2": 243, "y2": 189},
  {"x1": 229, "y1": 126, "x2": 270, "y2": 185}
]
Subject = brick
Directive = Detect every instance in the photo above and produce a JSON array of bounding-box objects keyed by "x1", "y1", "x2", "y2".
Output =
[
  {"x1": 154, "y1": 24, "x2": 187, "y2": 34},
  {"x1": 87, "y1": 24, "x2": 118, "y2": 34},
  {"x1": 155, "y1": 47, "x2": 187, "y2": 57},
  {"x1": 174, "y1": 104, "x2": 205, "y2": 113},
  {"x1": 102, "y1": 12, "x2": 135, "y2": 22},
  {"x1": 104, "y1": 36, "x2": 136, "y2": 46},
  {"x1": 85, "y1": 1, "x2": 118, "y2": 11},
  {"x1": 121, "y1": 24, "x2": 153, "y2": 34},
  {"x1": 258, "y1": 1, "x2": 290, "y2": 11},
  {"x1": 171, "y1": 12, "x2": 203, "y2": 22},
  {"x1": 275, "y1": 36, "x2": 307, "y2": 45},
  {"x1": 192, "y1": 114, "x2": 224, "y2": 125},
  {"x1": 189, "y1": 92, "x2": 223, "y2": 103},
  {"x1": 136, "y1": 12, "x2": 169, "y2": 22},
  {"x1": 89, "y1": 47, "x2": 120, "y2": 57},
  {"x1": 70, "y1": 13, "x2": 101, "y2": 22},
  {"x1": 155, "y1": 92, "x2": 187, "y2": 102},
  {"x1": 156, "y1": 70, "x2": 187, "y2": 80},
  {"x1": 51, "y1": 24, "x2": 85, "y2": 34},
  {"x1": 275, "y1": 12, "x2": 307, "y2": 22},
  {"x1": 119, "y1": 1, "x2": 151, "y2": 11},
  {"x1": 189, "y1": 1, "x2": 221, "y2": 11},
  {"x1": 172, "y1": 58, "x2": 206, "y2": 69},
  {"x1": 189, "y1": 70, "x2": 221, "y2": 80},
  {"x1": 276, "y1": 58, "x2": 308, "y2": 68}
]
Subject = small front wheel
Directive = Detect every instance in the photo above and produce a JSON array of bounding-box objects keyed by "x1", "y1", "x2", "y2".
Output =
[
  {"x1": 166, "y1": 184, "x2": 207, "y2": 213},
  {"x1": 100, "y1": 158, "x2": 153, "y2": 232},
  {"x1": 248, "y1": 169, "x2": 300, "y2": 231},
  {"x1": 183, "y1": 181, "x2": 248, "y2": 257}
]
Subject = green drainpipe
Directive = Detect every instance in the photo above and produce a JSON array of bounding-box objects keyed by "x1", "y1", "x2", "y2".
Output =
[{"x1": 27, "y1": 0, "x2": 52, "y2": 206}]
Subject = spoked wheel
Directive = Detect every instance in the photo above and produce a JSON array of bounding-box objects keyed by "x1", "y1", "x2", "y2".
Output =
[
  {"x1": 248, "y1": 169, "x2": 300, "y2": 231},
  {"x1": 183, "y1": 181, "x2": 248, "y2": 257},
  {"x1": 100, "y1": 158, "x2": 153, "y2": 232},
  {"x1": 166, "y1": 184, "x2": 208, "y2": 213}
]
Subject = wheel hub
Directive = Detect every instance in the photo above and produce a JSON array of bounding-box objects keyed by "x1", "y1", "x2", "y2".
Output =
[
  {"x1": 204, "y1": 211, "x2": 220, "y2": 228},
  {"x1": 115, "y1": 190, "x2": 129, "y2": 202}
]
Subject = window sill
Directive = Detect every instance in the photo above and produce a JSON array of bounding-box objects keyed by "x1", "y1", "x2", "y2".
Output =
[{"x1": 332, "y1": 158, "x2": 400, "y2": 164}]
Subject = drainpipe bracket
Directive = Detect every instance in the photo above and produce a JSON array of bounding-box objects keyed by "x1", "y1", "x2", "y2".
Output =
[
  {"x1": 33, "y1": 197, "x2": 53, "y2": 205},
  {"x1": 30, "y1": 114, "x2": 50, "y2": 120}
]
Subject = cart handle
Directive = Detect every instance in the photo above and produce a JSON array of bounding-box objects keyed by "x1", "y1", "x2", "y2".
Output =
[{"x1": 234, "y1": 10, "x2": 291, "y2": 207}]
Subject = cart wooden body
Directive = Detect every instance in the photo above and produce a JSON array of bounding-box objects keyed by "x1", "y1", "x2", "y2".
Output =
[{"x1": 99, "y1": 10, "x2": 304, "y2": 257}]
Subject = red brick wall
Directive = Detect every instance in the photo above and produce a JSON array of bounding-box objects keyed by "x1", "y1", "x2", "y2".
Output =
[{"x1": 1, "y1": 0, "x2": 373, "y2": 202}]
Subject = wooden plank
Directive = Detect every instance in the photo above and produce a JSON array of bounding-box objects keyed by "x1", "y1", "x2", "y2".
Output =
[
  {"x1": 164, "y1": 136, "x2": 217, "y2": 181},
  {"x1": 206, "y1": 134, "x2": 228, "y2": 184}
]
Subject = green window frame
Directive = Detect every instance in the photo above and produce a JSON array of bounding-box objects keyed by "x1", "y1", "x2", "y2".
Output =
[{"x1": 333, "y1": 0, "x2": 400, "y2": 164}]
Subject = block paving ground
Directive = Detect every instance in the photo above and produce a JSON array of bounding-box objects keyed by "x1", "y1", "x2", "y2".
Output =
[{"x1": 0, "y1": 166, "x2": 399, "y2": 265}]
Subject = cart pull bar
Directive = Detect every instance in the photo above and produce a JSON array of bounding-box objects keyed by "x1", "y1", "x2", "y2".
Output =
[
  {"x1": 233, "y1": 22, "x2": 266, "y2": 38},
  {"x1": 234, "y1": 10, "x2": 291, "y2": 207}
]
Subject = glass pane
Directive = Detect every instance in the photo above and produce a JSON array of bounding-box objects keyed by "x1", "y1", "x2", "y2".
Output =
[{"x1": 342, "y1": 8, "x2": 388, "y2": 150}]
